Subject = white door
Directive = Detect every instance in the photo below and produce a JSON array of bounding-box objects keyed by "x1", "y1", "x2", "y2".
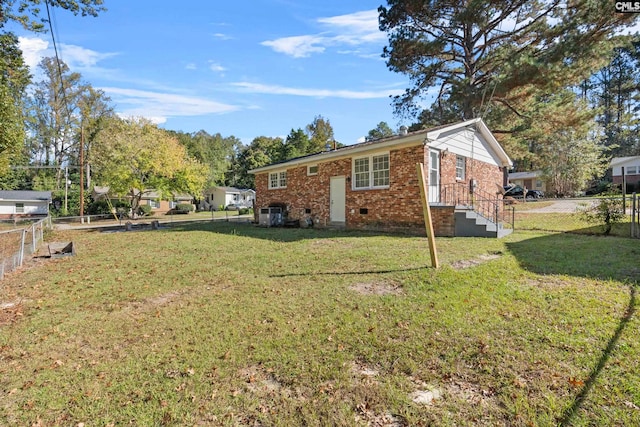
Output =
[
  {"x1": 429, "y1": 149, "x2": 440, "y2": 203},
  {"x1": 330, "y1": 176, "x2": 346, "y2": 223}
]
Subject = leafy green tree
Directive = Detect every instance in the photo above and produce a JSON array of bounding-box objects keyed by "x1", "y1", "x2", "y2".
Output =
[
  {"x1": 366, "y1": 121, "x2": 395, "y2": 141},
  {"x1": 26, "y1": 58, "x2": 84, "y2": 169},
  {"x1": 585, "y1": 39, "x2": 640, "y2": 158},
  {"x1": 521, "y1": 91, "x2": 607, "y2": 196},
  {"x1": 379, "y1": 0, "x2": 637, "y2": 122},
  {"x1": 0, "y1": 0, "x2": 105, "y2": 32},
  {"x1": 91, "y1": 116, "x2": 207, "y2": 216},
  {"x1": 232, "y1": 136, "x2": 284, "y2": 189},
  {"x1": 282, "y1": 128, "x2": 310, "y2": 159},
  {"x1": 171, "y1": 130, "x2": 240, "y2": 188},
  {"x1": 0, "y1": 32, "x2": 30, "y2": 178},
  {"x1": 306, "y1": 115, "x2": 335, "y2": 152}
]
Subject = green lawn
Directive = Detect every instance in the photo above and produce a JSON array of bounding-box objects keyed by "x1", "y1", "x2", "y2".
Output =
[{"x1": 0, "y1": 222, "x2": 638, "y2": 425}]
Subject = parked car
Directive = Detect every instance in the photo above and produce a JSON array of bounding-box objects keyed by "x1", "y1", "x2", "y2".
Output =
[
  {"x1": 503, "y1": 185, "x2": 544, "y2": 199},
  {"x1": 225, "y1": 204, "x2": 240, "y2": 211}
]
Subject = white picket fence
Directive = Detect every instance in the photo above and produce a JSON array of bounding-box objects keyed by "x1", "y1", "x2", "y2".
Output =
[{"x1": 0, "y1": 217, "x2": 51, "y2": 280}]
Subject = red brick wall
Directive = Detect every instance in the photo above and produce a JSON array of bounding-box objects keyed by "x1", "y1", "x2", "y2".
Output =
[
  {"x1": 613, "y1": 175, "x2": 640, "y2": 186},
  {"x1": 255, "y1": 145, "x2": 504, "y2": 235},
  {"x1": 438, "y1": 150, "x2": 504, "y2": 197}
]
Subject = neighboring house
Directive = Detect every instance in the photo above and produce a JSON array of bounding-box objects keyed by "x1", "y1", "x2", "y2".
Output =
[
  {"x1": 93, "y1": 187, "x2": 194, "y2": 214},
  {"x1": 0, "y1": 191, "x2": 52, "y2": 219},
  {"x1": 202, "y1": 187, "x2": 256, "y2": 210},
  {"x1": 508, "y1": 170, "x2": 547, "y2": 193},
  {"x1": 611, "y1": 156, "x2": 640, "y2": 191},
  {"x1": 250, "y1": 118, "x2": 513, "y2": 237}
]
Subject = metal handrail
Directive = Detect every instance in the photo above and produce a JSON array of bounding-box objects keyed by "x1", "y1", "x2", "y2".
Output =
[{"x1": 439, "y1": 183, "x2": 513, "y2": 229}]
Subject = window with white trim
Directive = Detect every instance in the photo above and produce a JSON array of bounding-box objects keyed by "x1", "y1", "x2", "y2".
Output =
[
  {"x1": 148, "y1": 199, "x2": 160, "y2": 209},
  {"x1": 268, "y1": 170, "x2": 287, "y2": 189},
  {"x1": 307, "y1": 165, "x2": 318, "y2": 176},
  {"x1": 353, "y1": 153, "x2": 390, "y2": 189},
  {"x1": 626, "y1": 166, "x2": 638, "y2": 175},
  {"x1": 456, "y1": 155, "x2": 466, "y2": 180},
  {"x1": 15, "y1": 203, "x2": 24, "y2": 213}
]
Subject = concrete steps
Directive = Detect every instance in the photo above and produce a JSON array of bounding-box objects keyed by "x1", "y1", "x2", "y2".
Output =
[{"x1": 454, "y1": 208, "x2": 512, "y2": 238}]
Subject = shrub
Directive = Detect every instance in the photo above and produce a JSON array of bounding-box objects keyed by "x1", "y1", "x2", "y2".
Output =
[
  {"x1": 578, "y1": 193, "x2": 625, "y2": 235},
  {"x1": 239, "y1": 208, "x2": 253, "y2": 215},
  {"x1": 175, "y1": 203, "x2": 194, "y2": 213},
  {"x1": 137, "y1": 204, "x2": 153, "y2": 217}
]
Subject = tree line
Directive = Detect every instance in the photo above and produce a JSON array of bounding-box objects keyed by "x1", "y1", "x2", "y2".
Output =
[
  {"x1": 1, "y1": 0, "x2": 640, "y2": 214},
  {"x1": 0, "y1": 50, "x2": 357, "y2": 214},
  {"x1": 379, "y1": 0, "x2": 640, "y2": 196}
]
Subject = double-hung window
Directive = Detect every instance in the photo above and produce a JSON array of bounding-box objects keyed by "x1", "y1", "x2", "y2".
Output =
[
  {"x1": 269, "y1": 170, "x2": 287, "y2": 189},
  {"x1": 626, "y1": 166, "x2": 638, "y2": 175},
  {"x1": 456, "y1": 155, "x2": 466, "y2": 180},
  {"x1": 353, "y1": 153, "x2": 390, "y2": 189}
]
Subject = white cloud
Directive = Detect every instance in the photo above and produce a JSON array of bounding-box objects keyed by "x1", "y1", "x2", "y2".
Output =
[
  {"x1": 318, "y1": 10, "x2": 383, "y2": 40},
  {"x1": 261, "y1": 35, "x2": 326, "y2": 58},
  {"x1": 262, "y1": 9, "x2": 385, "y2": 58},
  {"x1": 212, "y1": 33, "x2": 233, "y2": 40},
  {"x1": 209, "y1": 62, "x2": 226, "y2": 73},
  {"x1": 185, "y1": 63, "x2": 197, "y2": 70},
  {"x1": 18, "y1": 37, "x2": 49, "y2": 69},
  {"x1": 18, "y1": 36, "x2": 117, "y2": 74},
  {"x1": 232, "y1": 82, "x2": 403, "y2": 99},
  {"x1": 99, "y1": 87, "x2": 240, "y2": 123}
]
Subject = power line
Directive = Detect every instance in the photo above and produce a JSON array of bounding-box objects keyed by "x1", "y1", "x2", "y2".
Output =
[{"x1": 43, "y1": 0, "x2": 74, "y2": 124}]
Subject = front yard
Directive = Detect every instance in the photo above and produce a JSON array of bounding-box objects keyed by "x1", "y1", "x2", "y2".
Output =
[{"x1": 0, "y1": 221, "x2": 638, "y2": 425}]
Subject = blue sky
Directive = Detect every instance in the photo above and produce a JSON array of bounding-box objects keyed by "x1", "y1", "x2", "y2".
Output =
[{"x1": 11, "y1": 0, "x2": 413, "y2": 146}]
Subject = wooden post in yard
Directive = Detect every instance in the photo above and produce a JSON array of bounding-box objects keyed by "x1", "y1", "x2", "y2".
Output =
[{"x1": 416, "y1": 163, "x2": 439, "y2": 268}]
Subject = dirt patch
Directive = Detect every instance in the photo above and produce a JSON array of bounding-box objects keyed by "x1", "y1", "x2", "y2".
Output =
[
  {"x1": 451, "y1": 253, "x2": 502, "y2": 270},
  {"x1": 239, "y1": 365, "x2": 288, "y2": 395},
  {"x1": 124, "y1": 290, "x2": 183, "y2": 313},
  {"x1": 350, "y1": 360, "x2": 380, "y2": 378},
  {"x1": 444, "y1": 377, "x2": 496, "y2": 405},
  {"x1": 0, "y1": 301, "x2": 25, "y2": 326},
  {"x1": 349, "y1": 280, "x2": 404, "y2": 296}
]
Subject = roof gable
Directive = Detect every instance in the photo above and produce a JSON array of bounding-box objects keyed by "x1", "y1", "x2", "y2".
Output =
[
  {"x1": 0, "y1": 190, "x2": 52, "y2": 202},
  {"x1": 249, "y1": 118, "x2": 511, "y2": 174}
]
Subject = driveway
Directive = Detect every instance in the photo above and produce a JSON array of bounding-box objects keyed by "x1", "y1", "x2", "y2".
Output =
[{"x1": 523, "y1": 199, "x2": 589, "y2": 214}]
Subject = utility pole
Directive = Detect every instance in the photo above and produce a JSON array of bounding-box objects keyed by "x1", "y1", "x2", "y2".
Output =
[
  {"x1": 80, "y1": 123, "x2": 85, "y2": 223},
  {"x1": 64, "y1": 166, "x2": 69, "y2": 213}
]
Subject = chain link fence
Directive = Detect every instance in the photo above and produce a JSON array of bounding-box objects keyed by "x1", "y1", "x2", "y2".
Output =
[
  {"x1": 0, "y1": 217, "x2": 51, "y2": 280},
  {"x1": 512, "y1": 195, "x2": 639, "y2": 238}
]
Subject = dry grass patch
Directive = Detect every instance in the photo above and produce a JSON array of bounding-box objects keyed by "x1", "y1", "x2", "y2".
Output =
[
  {"x1": 450, "y1": 252, "x2": 502, "y2": 269},
  {"x1": 349, "y1": 280, "x2": 404, "y2": 296}
]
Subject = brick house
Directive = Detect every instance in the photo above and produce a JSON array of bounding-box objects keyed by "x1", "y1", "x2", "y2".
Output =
[
  {"x1": 250, "y1": 118, "x2": 513, "y2": 237},
  {"x1": 611, "y1": 156, "x2": 640, "y2": 192}
]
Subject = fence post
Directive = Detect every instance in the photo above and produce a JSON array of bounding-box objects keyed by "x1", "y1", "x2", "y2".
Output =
[
  {"x1": 632, "y1": 193, "x2": 636, "y2": 238},
  {"x1": 32, "y1": 223, "x2": 36, "y2": 254},
  {"x1": 18, "y1": 229, "x2": 26, "y2": 267}
]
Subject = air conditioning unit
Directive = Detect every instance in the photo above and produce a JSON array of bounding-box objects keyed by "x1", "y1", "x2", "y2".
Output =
[{"x1": 258, "y1": 207, "x2": 283, "y2": 227}]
